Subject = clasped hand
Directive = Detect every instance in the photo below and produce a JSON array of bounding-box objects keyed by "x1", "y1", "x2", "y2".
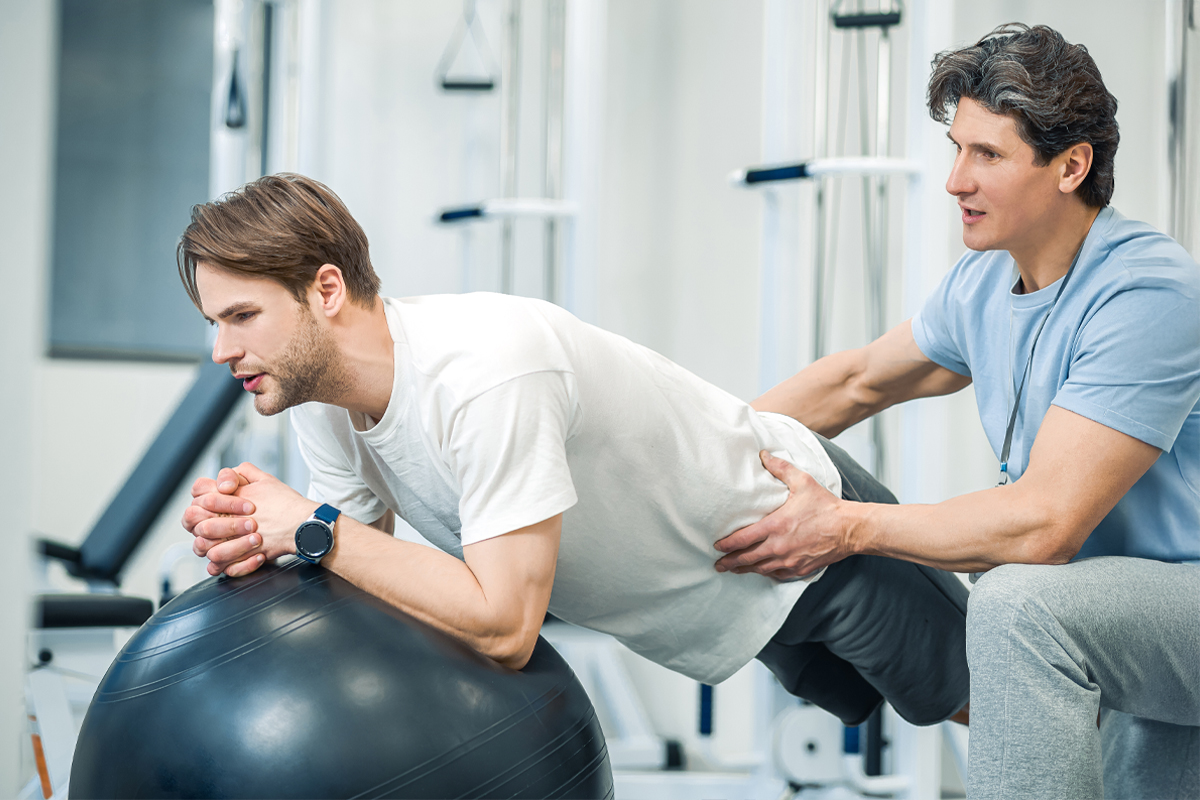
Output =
[
  {"x1": 182, "y1": 462, "x2": 318, "y2": 578},
  {"x1": 713, "y1": 450, "x2": 853, "y2": 580}
]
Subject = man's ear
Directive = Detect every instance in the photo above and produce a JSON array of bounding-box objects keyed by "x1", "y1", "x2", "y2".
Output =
[
  {"x1": 311, "y1": 264, "x2": 348, "y2": 318},
  {"x1": 1058, "y1": 142, "x2": 1094, "y2": 195}
]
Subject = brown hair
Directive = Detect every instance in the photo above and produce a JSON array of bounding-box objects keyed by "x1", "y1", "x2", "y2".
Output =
[
  {"x1": 927, "y1": 23, "x2": 1119, "y2": 208},
  {"x1": 177, "y1": 173, "x2": 381, "y2": 309}
]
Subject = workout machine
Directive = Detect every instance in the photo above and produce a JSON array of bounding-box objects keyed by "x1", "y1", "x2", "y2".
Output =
[
  {"x1": 733, "y1": 0, "x2": 911, "y2": 481},
  {"x1": 434, "y1": 0, "x2": 603, "y2": 316}
]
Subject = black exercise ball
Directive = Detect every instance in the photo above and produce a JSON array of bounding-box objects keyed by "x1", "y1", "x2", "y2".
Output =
[{"x1": 70, "y1": 560, "x2": 613, "y2": 799}]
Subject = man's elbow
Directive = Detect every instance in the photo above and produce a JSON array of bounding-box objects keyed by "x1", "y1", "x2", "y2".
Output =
[
  {"x1": 479, "y1": 625, "x2": 541, "y2": 671},
  {"x1": 1018, "y1": 523, "x2": 1086, "y2": 565}
]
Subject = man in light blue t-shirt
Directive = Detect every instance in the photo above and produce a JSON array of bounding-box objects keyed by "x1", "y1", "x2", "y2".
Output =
[{"x1": 715, "y1": 23, "x2": 1199, "y2": 799}]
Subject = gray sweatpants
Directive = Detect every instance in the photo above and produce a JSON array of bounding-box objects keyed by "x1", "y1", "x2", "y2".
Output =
[{"x1": 966, "y1": 557, "x2": 1200, "y2": 799}]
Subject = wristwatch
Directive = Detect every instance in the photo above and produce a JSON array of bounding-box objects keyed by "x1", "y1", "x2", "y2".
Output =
[{"x1": 295, "y1": 503, "x2": 340, "y2": 565}]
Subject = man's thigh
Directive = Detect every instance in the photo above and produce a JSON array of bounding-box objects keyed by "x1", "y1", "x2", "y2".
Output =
[
  {"x1": 968, "y1": 558, "x2": 1200, "y2": 797},
  {"x1": 969, "y1": 557, "x2": 1200, "y2": 725},
  {"x1": 763, "y1": 554, "x2": 970, "y2": 725},
  {"x1": 811, "y1": 432, "x2": 898, "y2": 504}
]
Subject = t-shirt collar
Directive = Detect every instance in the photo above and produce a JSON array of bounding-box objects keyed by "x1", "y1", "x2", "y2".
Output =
[
  {"x1": 349, "y1": 297, "x2": 410, "y2": 439},
  {"x1": 1009, "y1": 206, "x2": 1115, "y2": 309}
]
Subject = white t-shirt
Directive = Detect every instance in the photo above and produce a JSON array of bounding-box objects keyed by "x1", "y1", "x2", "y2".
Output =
[{"x1": 291, "y1": 294, "x2": 841, "y2": 684}]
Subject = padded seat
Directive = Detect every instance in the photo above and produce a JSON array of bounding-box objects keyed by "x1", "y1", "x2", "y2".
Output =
[{"x1": 36, "y1": 594, "x2": 154, "y2": 629}]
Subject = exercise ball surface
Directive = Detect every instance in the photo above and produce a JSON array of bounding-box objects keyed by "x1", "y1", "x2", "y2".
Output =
[{"x1": 70, "y1": 561, "x2": 612, "y2": 799}]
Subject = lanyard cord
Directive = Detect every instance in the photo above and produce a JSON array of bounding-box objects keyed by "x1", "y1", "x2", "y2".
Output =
[{"x1": 998, "y1": 246, "x2": 1083, "y2": 485}]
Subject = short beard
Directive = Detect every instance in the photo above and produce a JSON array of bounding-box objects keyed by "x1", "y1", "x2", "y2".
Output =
[{"x1": 253, "y1": 306, "x2": 352, "y2": 416}]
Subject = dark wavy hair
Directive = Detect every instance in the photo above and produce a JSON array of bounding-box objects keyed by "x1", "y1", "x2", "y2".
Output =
[
  {"x1": 178, "y1": 173, "x2": 381, "y2": 310},
  {"x1": 927, "y1": 23, "x2": 1119, "y2": 208}
]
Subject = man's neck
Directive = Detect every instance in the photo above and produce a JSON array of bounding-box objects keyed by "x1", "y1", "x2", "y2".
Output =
[
  {"x1": 1011, "y1": 204, "x2": 1101, "y2": 294},
  {"x1": 334, "y1": 298, "x2": 396, "y2": 421}
]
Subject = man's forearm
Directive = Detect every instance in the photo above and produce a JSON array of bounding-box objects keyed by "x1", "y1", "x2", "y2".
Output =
[
  {"x1": 322, "y1": 517, "x2": 538, "y2": 668},
  {"x1": 753, "y1": 349, "x2": 879, "y2": 437},
  {"x1": 752, "y1": 320, "x2": 971, "y2": 438},
  {"x1": 847, "y1": 482, "x2": 1075, "y2": 572}
]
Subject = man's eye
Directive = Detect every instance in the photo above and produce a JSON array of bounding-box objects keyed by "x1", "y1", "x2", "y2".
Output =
[{"x1": 237, "y1": 312, "x2": 256, "y2": 322}]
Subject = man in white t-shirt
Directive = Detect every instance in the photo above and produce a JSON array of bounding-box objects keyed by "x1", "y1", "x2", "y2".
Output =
[{"x1": 179, "y1": 173, "x2": 970, "y2": 726}]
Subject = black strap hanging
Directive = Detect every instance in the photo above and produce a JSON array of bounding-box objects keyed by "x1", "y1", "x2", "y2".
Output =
[
  {"x1": 224, "y1": 47, "x2": 247, "y2": 128},
  {"x1": 435, "y1": 0, "x2": 499, "y2": 92},
  {"x1": 830, "y1": 0, "x2": 903, "y2": 30}
]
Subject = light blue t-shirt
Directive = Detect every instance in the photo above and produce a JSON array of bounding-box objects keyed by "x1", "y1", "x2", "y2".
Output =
[{"x1": 912, "y1": 207, "x2": 1200, "y2": 563}]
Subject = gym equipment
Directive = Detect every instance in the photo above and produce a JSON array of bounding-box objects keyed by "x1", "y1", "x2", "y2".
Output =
[
  {"x1": 70, "y1": 560, "x2": 614, "y2": 800},
  {"x1": 225, "y1": 47, "x2": 247, "y2": 129},
  {"x1": 436, "y1": 0, "x2": 571, "y2": 303},
  {"x1": 734, "y1": 0, "x2": 907, "y2": 480},
  {"x1": 37, "y1": 359, "x2": 244, "y2": 589},
  {"x1": 435, "y1": 0, "x2": 499, "y2": 92}
]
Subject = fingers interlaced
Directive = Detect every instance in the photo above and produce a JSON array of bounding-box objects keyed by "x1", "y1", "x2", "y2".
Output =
[
  {"x1": 187, "y1": 468, "x2": 265, "y2": 579},
  {"x1": 195, "y1": 515, "x2": 256, "y2": 540},
  {"x1": 191, "y1": 477, "x2": 218, "y2": 498},
  {"x1": 192, "y1": 491, "x2": 254, "y2": 516},
  {"x1": 216, "y1": 466, "x2": 246, "y2": 492}
]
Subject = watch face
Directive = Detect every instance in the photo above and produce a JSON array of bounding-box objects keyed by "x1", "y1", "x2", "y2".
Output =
[{"x1": 295, "y1": 521, "x2": 334, "y2": 560}]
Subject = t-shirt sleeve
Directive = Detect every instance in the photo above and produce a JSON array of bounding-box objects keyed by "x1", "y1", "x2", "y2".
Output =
[
  {"x1": 1052, "y1": 286, "x2": 1200, "y2": 451},
  {"x1": 289, "y1": 407, "x2": 388, "y2": 525},
  {"x1": 911, "y1": 262, "x2": 973, "y2": 377},
  {"x1": 444, "y1": 371, "x2": 579, "y2": 546}
]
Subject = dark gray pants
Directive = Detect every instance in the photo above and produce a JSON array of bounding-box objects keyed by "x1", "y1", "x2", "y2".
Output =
[{"x1": 756, "y1": 434, "x2": 971, "y2": 726}]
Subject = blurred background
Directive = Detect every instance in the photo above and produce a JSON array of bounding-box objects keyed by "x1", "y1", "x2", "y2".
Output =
[{"x1": 1, "y1": 0, "x2": 1196, "y2": 795}]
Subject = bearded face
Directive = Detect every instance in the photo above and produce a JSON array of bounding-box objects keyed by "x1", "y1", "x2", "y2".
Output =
[
  {"x1": 235, "y1": 303, "x2": 352, "y2": 416},
  {"x1": 196, "y1": 263, "x2": 353, "y2": 416}
]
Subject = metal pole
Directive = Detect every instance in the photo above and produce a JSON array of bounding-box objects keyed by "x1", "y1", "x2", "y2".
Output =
[
  {"x1": 1168, "y1": 0, "x2": 1194, "y2": 246},
  {"x1": 542, "y1": 0, "x2": 565, "y2": 303},
  {"x1": 812, "y1": 2, "x2": 832, "y2": 362},
  {"x1": 499, "y1": 0, "x2": 522, "y2": 294},
  {"x1": 870, "y1": 26, "x2": 891, "y2": 479}
]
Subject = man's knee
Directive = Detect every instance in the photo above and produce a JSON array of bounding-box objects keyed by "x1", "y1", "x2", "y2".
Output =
[{"x1": 966, "y1": 563, "x2": 1064, "y2": 666}]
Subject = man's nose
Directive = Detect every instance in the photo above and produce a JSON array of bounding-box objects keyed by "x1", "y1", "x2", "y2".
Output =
[
  {"x1": 211, "y1": 327, "x2": 241, "y2": 366},
  {"x1": 945, "y1": 153, "x2": 973, "y2": 197}
]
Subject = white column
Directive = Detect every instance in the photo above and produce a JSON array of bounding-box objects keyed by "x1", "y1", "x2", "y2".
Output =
[
  {"x1": 561, "y1": 0, "x2": 607, "y2": 322},
  {"x1": 899, "y1": 0, "x2": 955, "y2": 506},
  {"x1": 0, "y1": 0, "x2": 55, "y2": 791},
  {"x1": 756, "y1": 0, "x2": 799, "y2": 393}
]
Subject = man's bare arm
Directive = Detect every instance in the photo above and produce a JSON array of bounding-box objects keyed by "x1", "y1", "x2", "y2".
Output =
[
  {"x1": 752, "y1": 320, "x2": 971, "y2": 438},
  {"x1": 184, "y1": 465, "x2": 560, "y2": 669},
  {"x1": 715, "y1": 406, "x2": 1161, "y2": 576},
  {"x1": 369, "y1": 508, "x2": 395, "y2": 534}
]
